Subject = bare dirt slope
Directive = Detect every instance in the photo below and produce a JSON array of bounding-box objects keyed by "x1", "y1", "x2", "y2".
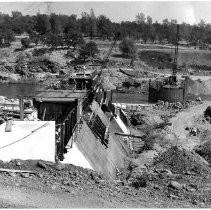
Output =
[
  {"x1": 170, "y1": 101, "x2": 211, "y2": 150},
  {"x1": 0, "y1": 159, "x2": 206, "y2": 208}
]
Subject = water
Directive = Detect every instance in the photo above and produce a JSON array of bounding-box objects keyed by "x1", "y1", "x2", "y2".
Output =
[
  {"x1": 113, "y1": 93, "x2": 211, "y2": 104},
  {"x1": 112, "y1": 93, "x2": 149, "y2": 104},
  {"x1": 1, "y1": 83, "x2": 210, "y2": 102},
  {"x1": 0, "y1": 83, "x2": 46, "y2": 98}
]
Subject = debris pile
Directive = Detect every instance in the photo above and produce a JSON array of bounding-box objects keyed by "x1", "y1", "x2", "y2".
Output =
[
  {"x1": 27, "y1": 56, "x2": 59, "y2": 74},
  {"x1": 186, "y1": 78, "x2": 211, "y2": 98},
  {"x1": 154, "y1": 99, "x2": 202, "y2": 110},
  {"x1": 195, "y1": 141, "x2": 211, "y2": 165},
  {"x1": 204, "y1": 106, "x2": 211, "y2": 123},
  {"x1": 153, "y1": 146, "x2": 211, "y2": 175}
]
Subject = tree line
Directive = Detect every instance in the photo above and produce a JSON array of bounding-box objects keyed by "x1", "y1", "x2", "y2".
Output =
[{"x1": 1, "y1": 10, "x2": 211, "y2": 49}]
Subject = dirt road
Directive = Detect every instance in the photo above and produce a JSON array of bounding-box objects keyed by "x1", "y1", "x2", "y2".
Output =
[
  {"x1": 0, "y1": 167, "x2": 196, "y2": 208},
  {"x1": 170, "y1": 101, "x2": 211, "y2": 150},
  {"x1": 0, "y1": 182, "x2": 118, "y2": 208}
]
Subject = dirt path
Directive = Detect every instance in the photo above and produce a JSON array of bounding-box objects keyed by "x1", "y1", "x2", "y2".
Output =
[
  {"x1": 0, "y1": 182, "x2": 121, "y2": 208},
  {"x1": 0, "y1": 173, "x2": 195, "y2": 208},
  {"x1": 170, "y1": 102, "x2": 211, "y2": 150}
]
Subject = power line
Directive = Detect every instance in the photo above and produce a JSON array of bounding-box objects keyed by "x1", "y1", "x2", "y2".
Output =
[{"x1": 0, "y1": 122, "x2": 50, "y2": 150}]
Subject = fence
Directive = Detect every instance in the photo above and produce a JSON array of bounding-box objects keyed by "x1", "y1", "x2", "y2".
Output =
[
  {"x1": 56, "y1": 107, "x2": 78, "y2": 161},
  {"x1": 87, "y1": 112, "x2": 108, "y2": 148}
]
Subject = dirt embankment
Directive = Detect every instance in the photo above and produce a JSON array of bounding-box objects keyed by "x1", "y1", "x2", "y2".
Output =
[
  {"x1": 138, "y1": 49, "x2": 211, "y2": 74},
  {"x1": 0, "y1": 157, "x2": 210, "y2": 208},
  {"x1": 186, "y1": 78, "x2": 211, "y2": 97}
]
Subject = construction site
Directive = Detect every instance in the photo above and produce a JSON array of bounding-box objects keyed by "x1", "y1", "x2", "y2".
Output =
[{"x1": 0, "y1": 1, "x2": 211, "y2": 208}]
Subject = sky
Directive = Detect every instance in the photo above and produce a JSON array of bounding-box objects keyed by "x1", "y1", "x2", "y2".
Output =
[{"x1": 0, "y1": 1, "x2": 210, "y2": 25}]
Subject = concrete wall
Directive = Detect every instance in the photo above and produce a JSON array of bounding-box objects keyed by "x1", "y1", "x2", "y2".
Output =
[
  {"x1": 62, "y1": 142, "x2": 93, "y2": 170},
  {"x1": 65, "y1": 100, "x2": 129, "y2": 178},
  {"x1": 74, "y1": 121, "x2": 127, "y2": 178},
  {"x1": 0, "y1": 121, "x2": 55, "y2": 162}
]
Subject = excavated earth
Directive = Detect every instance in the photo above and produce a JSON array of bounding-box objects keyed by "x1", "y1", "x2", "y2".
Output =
[{"x1": 0, "y1": 157, "x2": 210, "y2": 208}]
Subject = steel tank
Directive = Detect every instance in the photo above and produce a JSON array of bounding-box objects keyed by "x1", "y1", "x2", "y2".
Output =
[{"x1": 159, "y1": 85, "x2": 185, "y2": 103}]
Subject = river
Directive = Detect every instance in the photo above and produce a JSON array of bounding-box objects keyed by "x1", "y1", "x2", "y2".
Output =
[
  {"x1": 112, "y1": 93, "x2": 149, "y2": 104},
  {"x1": 0, "y1": 83, "x2": 47, "y2": 98}
]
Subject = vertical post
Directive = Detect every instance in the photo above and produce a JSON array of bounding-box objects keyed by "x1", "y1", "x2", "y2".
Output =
[
  {"x1": 19, "y1": 96, "x2": 24, "y2": 121},
  {"x1": 59, "y1": 123, "x2": 65, "y2": 161},
  {"x1": 77, "y1": 99, "x2": 82, "y2": 122}
]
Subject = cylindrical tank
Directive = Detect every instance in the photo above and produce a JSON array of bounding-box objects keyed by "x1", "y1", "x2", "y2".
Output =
[
  {"x1": 159, "y1": 85, "x2": 184, "y2": 103},
  {"x1": 148, "y1": 79, "x2": 186, "y2": 103}
]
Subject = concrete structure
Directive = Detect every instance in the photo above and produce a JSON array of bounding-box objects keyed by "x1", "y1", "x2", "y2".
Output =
[
  {"x1": 65, "y1": 99, "x2": 129, "y2": 178},
  {"x1": 62, "y1": 142, "x2": 93, "y2": 170},
  {"x1": 148, "y1": 79, "x2": 186, "y2": 103},
  {"x1": 0, "y1": 121, "x2": 55, "y2": 162}
]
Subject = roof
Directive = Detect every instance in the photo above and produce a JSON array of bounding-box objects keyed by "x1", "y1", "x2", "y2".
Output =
[{"x1": 34, "y1": 90, "x2": 87, "y2": 102}]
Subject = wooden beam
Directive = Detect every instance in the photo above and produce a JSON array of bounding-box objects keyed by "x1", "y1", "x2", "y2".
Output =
[
  {"x1": 5, "y1": 120, "x2": 13, "y2": 132},
  {"x1": 19, "y1": 96, "x2": 24, "y2": 121},
  {"x1": 115, "y1": 132, "x2": 143, "y2": 138},
  {"x1": 0, "y1": 168, "x2": 37, "y2": 174},
  {"x1": 35, "y1": 98, "x2": 76, "y2": 102}
]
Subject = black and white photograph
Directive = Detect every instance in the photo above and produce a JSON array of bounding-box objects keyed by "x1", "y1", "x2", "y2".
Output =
[{"x1": 0, "y1": 0, "x2": 210, "y2": 208}]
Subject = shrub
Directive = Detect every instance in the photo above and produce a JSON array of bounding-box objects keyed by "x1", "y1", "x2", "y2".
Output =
[
  {"x1": 122, "y1": 81, "x2": 132, "y2": 88},
  {"x1": 119, "y1": 38, "x2": 137, "y2": 58},
  {"x1": 32, "y1": 48, "x2": 48, "y2": 56},
  {"x1": 143, "y1": 134, "x2": 156, "y2": 150},
  {"x1": 79, "y1": 41, "x2": 99, "y2": 61},
  {"x1": 132, "y1": 174, "x2": 148, "y2": 188},
  {"x1": 21, "y1": 37, "x2": 31, "y2": 49}
]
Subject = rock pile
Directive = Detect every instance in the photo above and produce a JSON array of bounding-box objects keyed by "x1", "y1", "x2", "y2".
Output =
[
  {"x1": 155, "y1": 100, "x2": 201, "y2": 110},
  {"x1": 204, "y1": 106, "x2": 211, "y2": 123},
  {"x1": 153, "y1": 146, "x2": 211, "y2": 175},
  {"x1": 195, "y1": 141, "x2": 211, "y2": 165}
]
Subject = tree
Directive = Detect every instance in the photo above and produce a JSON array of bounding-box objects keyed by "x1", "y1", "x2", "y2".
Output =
[
  {"x1": 168, "y1": 20, "x2": 178, "y2": 44},
  {"x1": 79, "y1": 41, "x2": 99, "y2": 61},
  {"x1": 11, "y1": 11, "x2": 22, "y2": 19},
  {"x1": 0, "y1": 28, "x2": 15, "y2": 46},
  {"x1": 97, "y1": 15, "x2": 113, "y2": 40},
  {"x1": 65, "y1": 30, "x2": 85, "y2": 49},
  {"x1": 180, "y1": 22, "x2": 191, "y2": 44},
  {"x1": 43, "y1": 33, "x2": 63, "y2": 49},
  {"x1": 64, "y1": 14, "x2": 79, "y2": 34},
  {"x1": 135, "y1": 12, "x2": 146, "y2": 24},
  {"x1": 35, "y1": 14, "x2": 51, "y2": 35},
  {"x1": 49, "y1": 14, "x2": 62, "y2": 34},
  {"x1": 80, "y1": 12, "x2": 90, "y2": 36},
  {"x1": 119, "y1": 38, "x2": 137, "y2": 57},
  {"x1": 141, "y1": 15, "x2": 154, "y2": 43},
  {"x1": 190, "y1": 25, "x2": 201, "y2": 46},
  {"x1": 21, "y1": 37, "x2": 31, "y2": 48},
  {"x1": 89, "y1": 9, "x2": 97, "y2": 39},
  {"x1": 29, "y1": 31, "x2": 40, "y2": 45}
]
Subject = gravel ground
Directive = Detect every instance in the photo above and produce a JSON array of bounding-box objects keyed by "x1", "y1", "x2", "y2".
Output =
[{"x1": 0, "y1": 157, "x2": 209, "y2": 208}]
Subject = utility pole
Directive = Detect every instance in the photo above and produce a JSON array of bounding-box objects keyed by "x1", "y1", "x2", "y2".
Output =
[
  {"x1": 45, "y1": 2, "x2": 53, "y2": 15},
  {"x1": 19, "y1": 96, "x2": 24, "y2": 121},
  {"x1": 173, "y1": 24, "x2": 179, "y2": 77}
]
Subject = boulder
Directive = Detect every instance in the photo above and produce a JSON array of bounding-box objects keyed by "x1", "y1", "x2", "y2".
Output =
[
  {"x1": 54, "y1": 162, "x2": 65, "y2": 171},
  {"x1": 37, "y1": 160, "x2": 47, "y2": 169},
  {"x1": 204, "y1": 106, "x2": 211, "y2": 118},
  {"x1": 21, "y1": 173, "x2": 30, "y2": 178},
  {"x1": 168, "y1": 181, "x2": 183, "y2": 190},
  {"x1": 0, "y1": 96, "x2": 5, "y2": 103}
]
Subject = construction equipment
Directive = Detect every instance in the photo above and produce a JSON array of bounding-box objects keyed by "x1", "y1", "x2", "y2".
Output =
[
  {"x1": 101, "y1": 33, "x2": 120, "y2": 68},
  {"x1": 169, "y1": 24, "x2": 180, "y2": 86}
]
